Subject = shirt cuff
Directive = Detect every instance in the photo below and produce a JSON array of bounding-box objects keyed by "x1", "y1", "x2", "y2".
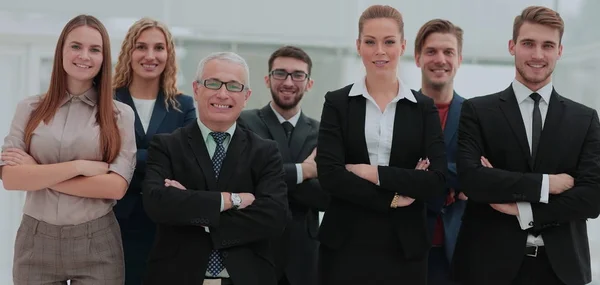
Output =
[
  {"x1": 540, "y1": 174, "x2": 549, "y2": 203},
  {"x1": 220, "y1": 193, "x2": 225, "y2": 212},
  {"x1": 516, "y1": 202, "x2": 534, "y2": 230},
  {"x1": 295, "y1": 163, "x2": 303, "y2": 184}
]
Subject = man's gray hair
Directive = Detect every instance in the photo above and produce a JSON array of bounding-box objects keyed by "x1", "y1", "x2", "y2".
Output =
[{"x1": 195, "y1": 51, "x2": 251, "y2": 88}]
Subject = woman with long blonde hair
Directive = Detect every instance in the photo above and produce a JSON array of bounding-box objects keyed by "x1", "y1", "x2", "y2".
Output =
[
  {"x1": 0, "y1": 14, "x2": 136, "y2": 284},
  {"x1": 112, "y1": 17, "x2": 196, "y2": 284}
]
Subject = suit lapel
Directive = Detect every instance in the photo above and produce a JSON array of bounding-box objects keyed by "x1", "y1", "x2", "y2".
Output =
[
  {"x1": 115, "y1": 88, "x2": 145, "y2": 140},
  {"x1": 498, "y1": 86, "x2": 533, "y2": 169},
  {"x1": 259, "y1": 105, "x2": 292, "y2": 161},
  {"x1": 217, "y1": 127, "x2": 247, "y2": 191},
  {"x1": 289, "y1": 113, "x2": 311, "y2": 161},
  {"x1": 444, "y1": 93, "x2": 463, "y2": 147},
  {"x1": 347, "y1": 96, "x2": 370, "y2": 163},
  {"x1": 389, "y1": 100, "x2": 417, "y2": 163},
  {"x1": 533, "y1": 90, "x2": 565, "y2": 170},
  {"x1": 146, "y1": 91, "x2": 167, "y2": 140},
  {"x1": 186, "y1": 123, "x2": 218, "y2": 191}
]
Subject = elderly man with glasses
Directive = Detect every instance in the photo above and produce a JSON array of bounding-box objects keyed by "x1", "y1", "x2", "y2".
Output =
[{"x1": 141, "y1": 51, "x2": 289, "y2": 285}]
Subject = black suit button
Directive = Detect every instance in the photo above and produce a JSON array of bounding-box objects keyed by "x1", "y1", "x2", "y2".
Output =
[
  {"x1": 222, "y1": 252, "x2": 228, "y2": 258},
  {"x1": 528, "y1": 221, "x2": 534, "y2": 227}
]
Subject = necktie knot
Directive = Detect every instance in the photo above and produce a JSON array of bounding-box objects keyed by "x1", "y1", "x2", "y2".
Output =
[
  {"x1": 282, "y1": 121, "x2": 294, "y2": 138},
  {"x1": 530, "y1": 93, "x2": 542, "y2": 104},
  {"x1": 210, "y1": 132, "x2": 228, "y2": 145}
]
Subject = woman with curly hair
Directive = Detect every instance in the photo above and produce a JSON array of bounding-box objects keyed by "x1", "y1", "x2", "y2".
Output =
[{"x1": 112, "y1": 17, "x2": 196, "y2": 285}]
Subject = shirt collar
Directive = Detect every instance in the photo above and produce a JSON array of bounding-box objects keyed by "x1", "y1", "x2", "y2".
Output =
[
  {"x1": 348, "y1": 76, "x2": 417, "y2": 103},
  {"x1": 511, "y1": 79, "x2": 552, "y2": 104},
  {"x1": 60, "y1": 87, "x2": 98, "y2": 107},
  {"x1": 269, "y1": 102, "x2": 301, "y2": 127},
  {"x1": 197, "y1": 118, "x2": 236, "y2": 142}
]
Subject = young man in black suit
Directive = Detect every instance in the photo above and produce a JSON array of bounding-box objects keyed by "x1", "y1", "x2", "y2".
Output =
[
  {"x1": 452, "y1": 6, "x2": 600, "y2": 285},
  {"x1": 141, "y1": 51, "x2": 289, "y2": 285},
  {"x1": 239, "y1": 45, "x2": 329, "y2": 285}
]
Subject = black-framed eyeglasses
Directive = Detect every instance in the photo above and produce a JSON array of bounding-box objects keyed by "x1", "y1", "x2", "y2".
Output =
[
  {"x1": 270, "y1": 69, "x2": 309, "y2": 82},
  {"x1": 198, "y1": 78, "x2": 245, "y2": 92}
]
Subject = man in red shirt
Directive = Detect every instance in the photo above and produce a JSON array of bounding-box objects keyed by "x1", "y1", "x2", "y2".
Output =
[{"x1": 414, "y1": 19, "x2": 467, "y2": 285}]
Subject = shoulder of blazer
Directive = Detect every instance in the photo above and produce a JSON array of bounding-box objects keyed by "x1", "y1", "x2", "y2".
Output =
[
  {"x1": 324, "y1": 84, "x2": 354, "y2": 102},
  {"x1": 558, "y1": 93, "x2": 596, "y2": 116},
  {"x1": 173, "y1": 93, "x2": 195, "y2": 110}
]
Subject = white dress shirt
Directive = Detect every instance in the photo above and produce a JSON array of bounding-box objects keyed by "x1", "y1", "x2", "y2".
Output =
[
  {"x1": 269, "y1": 102, "x2": 304, "y2": 184},
  {"x1": 511, "y1": 79, "x2": 551, "y2": 247},
  {"x1": 348, "y1": 76, "x2": 417, "y2": 170},
  {"x1": 131, "y1": 97, "x2": 156, "y2": 133}
]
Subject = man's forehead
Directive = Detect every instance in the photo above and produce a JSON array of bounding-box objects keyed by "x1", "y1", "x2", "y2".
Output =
[
  {"x1": 203, "y1": 60, "x2": 247, "y2": 83},
  {"x1": 272, "y1": 57, "x2": 308, "y2": 72}
]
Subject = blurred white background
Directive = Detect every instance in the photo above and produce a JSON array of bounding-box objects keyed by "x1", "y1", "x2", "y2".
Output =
[{"x1": 0, "y1": 0, "x2": 598, "y2": 283}]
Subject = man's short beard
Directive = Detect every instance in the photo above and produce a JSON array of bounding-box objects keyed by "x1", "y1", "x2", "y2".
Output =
[{"x1": 271, "y1": 90, "x2": 303, "y2": 110}]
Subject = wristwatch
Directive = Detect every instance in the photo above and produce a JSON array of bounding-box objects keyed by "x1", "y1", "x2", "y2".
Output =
[{"x1": 231, "y1": 193, "x2": 242, "y2": 209}]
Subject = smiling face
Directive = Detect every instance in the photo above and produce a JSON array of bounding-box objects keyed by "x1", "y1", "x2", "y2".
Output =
[
  {"x1": 509, "y1": 22, "x2": 563, "y2": 91},
  {"x1": 416, "y1": 32, "x2": 462, "y2": 90},
  {"x1": 193, "y1": 58, "x2": 251, "y2": 131},
  {"x1": 265, "y1": 56, "x2": 313, "y2": 110},
  {"x1": 131, "y1": 27, "x2": 168, "y2": 81},
  {"x1": 356, "y1": 18, "x2": 406, "y2": 78},
  {"x1": 62, "y1": 25, "x2": 103, "y2": 87}
]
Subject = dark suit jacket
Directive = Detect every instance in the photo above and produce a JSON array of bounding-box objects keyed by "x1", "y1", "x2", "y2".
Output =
[
  {"x1": 317, "y1": 84, "x2": 447, "y2": 262},
  {"x1": 452, "y1": 85, "x2": 600, "y2": 285},
  {"x1": 141, "y1": 122, "x2": 289, "y2": 285},
  {"x1": 424, "y1": 92, "x2": 466, "y2": 263},
  {"x1": 239, "y1": 104, "x2": 329, "y2": 285},
  {"x1": 113, "y1": 88, "x2": 196, "y2": 220}
]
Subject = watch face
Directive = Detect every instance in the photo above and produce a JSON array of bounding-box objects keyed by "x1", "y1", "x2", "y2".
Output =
[{"x1": 232, "y1": 194, "x2": 241, "y2": 205}]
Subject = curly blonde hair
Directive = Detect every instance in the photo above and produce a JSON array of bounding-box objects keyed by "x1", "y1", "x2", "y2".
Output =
[{"x1": 113, "y1": 17, "x2": 181, "y2": 111}]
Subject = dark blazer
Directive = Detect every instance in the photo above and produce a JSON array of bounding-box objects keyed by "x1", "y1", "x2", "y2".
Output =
[
  {"x1": 316, "y1": 84, "x2": 447, "y2": 281},
  {"x1": 239, "y1": 104, "x2": 329, "y2": 285},
  {"x1": 113, "y1": 87, "x2": 196, "y2": 220},
  {"x1": 451, "y1": 85, "x2": 600, "y2": 285},
  {"x1": 425, "y1": 92, "x2": 466, "y2": 262},
  {"x1": 142, "y1": 122, "x2": 289, "y2": 285}
]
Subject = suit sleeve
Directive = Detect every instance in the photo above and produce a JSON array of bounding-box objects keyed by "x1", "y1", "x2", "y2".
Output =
[
  {"x1": 316, "y1": 92, "x2": 395, "y2": 213},
  {"x1": 283, "y1": 163, "x2": 299, "y2": 187},
  {"x1": 142, "y1": 135, "x2": 222, "y2": 227},
  {"x1": 457, "y1": 99, "x2": 543, "y2": 203},
  {"x1": 210, "y1": 141, "x2": 288, "y2": 249},
  {"x1": 377, "y1": 100, "x2": 447, "y2": 200},
  {"x1": 289, "y1": 178, "x2": 330, "y2": 211},
  {"x1": 531, "y1": 110, "x2": 600, "y2": 227}
]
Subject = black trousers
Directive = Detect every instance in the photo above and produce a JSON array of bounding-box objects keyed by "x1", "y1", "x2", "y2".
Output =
[{"x1": 511, "y1": 247, "x2": 565, "y2": 285}]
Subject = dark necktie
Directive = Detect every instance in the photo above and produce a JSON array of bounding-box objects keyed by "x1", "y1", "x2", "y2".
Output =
[
  {"x1": 530, "y1": 93, "x2": 542, "y2": 162},
  {"x1": 207, "y1": 132, "x2": 228, "y2": 276},
  {"x1": 529, "y1": 93, "x2": 543, "y2": 237},
  {"x1": 282, "y1": 121, "x2": 294, "y2": 143}
]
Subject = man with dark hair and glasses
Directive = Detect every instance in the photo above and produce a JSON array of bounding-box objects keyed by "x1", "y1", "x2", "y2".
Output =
[
  {"x1": 239, "y1": 45, "x2": 329, "y2": 285},
  {"x1": 142, "y1": 51, "x2": 289, "y2": 285}
]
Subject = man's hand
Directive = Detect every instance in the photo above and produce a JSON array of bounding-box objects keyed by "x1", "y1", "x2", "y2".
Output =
[
  {"x1": 165, "y1": 179, "x2": 186, "y2": 190},
  {"x1": 549, "y1": 173, "x2": 574, "y2": 195},
  {"x1": 301, "y1": 148, "x2": 317, "y2": 180},
  {"x1": 237, "y1": 193, "x2": 255, "y2": 209},
  {"x1": 345, "y1": 164, "x2": 378, "y2": 184},
  {"x1": 490, "y1": 203, "x2": 519, "y2": 216},
  {"x1": 1, "y1": 148, "x2": 38, "y2": 166}
]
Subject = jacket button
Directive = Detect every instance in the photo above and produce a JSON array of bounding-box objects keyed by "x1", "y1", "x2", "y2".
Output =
[{"x1": 222, "y1": 252, "x2": 228, "y2": 258}]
